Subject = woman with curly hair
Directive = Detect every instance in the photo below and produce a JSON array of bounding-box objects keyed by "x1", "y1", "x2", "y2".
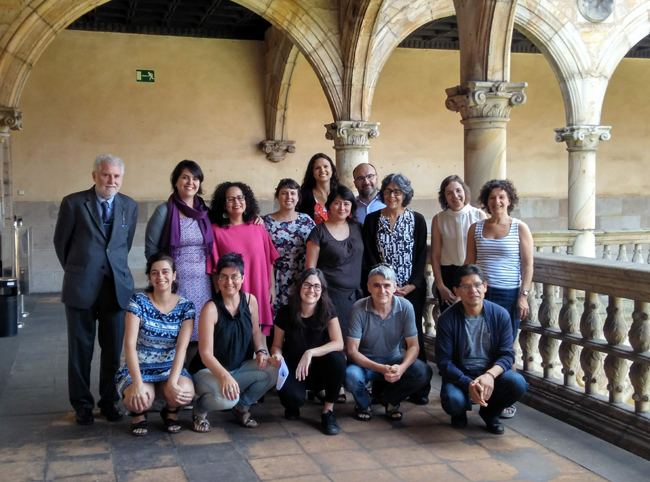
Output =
[
  {"x1": 208, "y1": 182, "x2": 279, "y2": 336},
  {"x1": 298, "y1": 153, "x2": 339, "y2": 225}
]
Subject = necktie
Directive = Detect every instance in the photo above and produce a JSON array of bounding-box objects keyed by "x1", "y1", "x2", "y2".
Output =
[{"x1": 101, "y1": 201, "x2": 110, "y2": 236}]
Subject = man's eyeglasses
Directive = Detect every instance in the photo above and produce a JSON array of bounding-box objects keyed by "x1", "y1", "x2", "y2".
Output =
[
  {"x1": 226, "y1": 195, "x2": 246, "y2": 203},
  {"x1": 354, "y1": 173, "x2": 376, "y2": 183},
  {"x1": 459, "y1": 282, "x2": 485, "y2": 292}
]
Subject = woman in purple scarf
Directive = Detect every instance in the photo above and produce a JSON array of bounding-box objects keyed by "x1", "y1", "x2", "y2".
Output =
[{"x1": 145, "y1": 160, "x2": 214, "y2": 361}]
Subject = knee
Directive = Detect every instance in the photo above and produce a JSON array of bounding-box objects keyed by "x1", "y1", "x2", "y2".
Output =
[
  {"x1": 344, "y1": 365, "x2": 365, "y2": 390},
  {"x1": 324, "y1": 351, "x2": 347, "y2": 374},
  {"x1": 409, "y1": 360, "x2": 432, "y2": 381},
  {"x1": 440, "y1": 383, "x2": 467, "y2": 416},
  {"x1": 499, "y1": 370, "x2": 528, "y2": 398}
]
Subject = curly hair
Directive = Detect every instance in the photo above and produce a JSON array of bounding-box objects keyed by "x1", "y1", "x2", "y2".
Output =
[
  {"x1": 478, "y1": 179, "x2": 519, "y2": 215},
  {"x1": 145, "y1": 253, "x2": 179, "y2": 294},
  {"x1": 378, "y1": 173, "x2": 414, "y2": 207},
  {"x1": 325, "y1": 185, "x2": 358, "y2": 222},
  {"x1": 286, "y1": 268, "x2": 334, "y2": 331},
  {"x1": 300, "y1": 153, "x2": 339, "y2": 191},
  {"x1": 438, "y1": 175, "x2": 470, "y2": 210},
  {"x1": 209, "y1": 181, "x2": 260, "y2": 226}
]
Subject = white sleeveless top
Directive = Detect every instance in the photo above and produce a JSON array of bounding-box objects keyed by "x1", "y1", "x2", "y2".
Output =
[
  {"x1": 474, "y1": 218, "x2": 521, "y2": 289},
  {"x1": 436, "y1": 204, "x2": 483, "y2": 267}
]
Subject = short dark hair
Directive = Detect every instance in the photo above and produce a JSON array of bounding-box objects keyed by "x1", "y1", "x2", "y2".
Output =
[
  {"x1": 286, "y1": 268, "x2": 334, "y2": 331},
  {"x1": 171, "y1": 160, "x2": 204, "y2": 196},
  {"x1": 274, "y1": 178, "x2": 302, "y2": 208},
  {"x1": 145, "y1": 253, "x2": 179, "y2": 293},
  {"x1": 301, "y1": 153, "x2": 339, "y2": 191},
  {"x1": 325, "y1": 185, "x2": 357, "y2": 222},
  {"x1": 216, "y1": 252, "x2": 245, "y2": 277},
  {"x1": 209, "y1": 182, "x2": 260, "y2": 227},
  {"x1": 438, "y1": 175, "x2": 470, "y2": 210},
  {"x1": 378, "y1": 173, "x2": 414, "y2": 207},
  {"x1": 453, "y1": 264, "x2": 487, "y2": 288},
  {"x1": 478, "y1": 179, "x2": 519, "y2": 215}
]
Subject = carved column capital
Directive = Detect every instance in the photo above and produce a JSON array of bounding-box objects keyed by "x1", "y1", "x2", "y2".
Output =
[
  {"x1": 324, "y1": 121, "x2": 380, "y2": 150},
  {"x1": 554, "y1": 125, "x2": 611, "y2": 152},
  {"x1": 260, "y1": 140, "x2": 296, "y2": 162},
  {"x1": 0, "y1": 108, "x2": 23, "y2": 142},
  {"x1": 445, "y1": 81, "x2": 527, "y2": 122}
]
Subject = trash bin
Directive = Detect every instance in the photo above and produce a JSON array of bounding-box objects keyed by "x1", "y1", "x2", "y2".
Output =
[{"x1": 0, "y1": 277, "x2": 18, "y2": 337}]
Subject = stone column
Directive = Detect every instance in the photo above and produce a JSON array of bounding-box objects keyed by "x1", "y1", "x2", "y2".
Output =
[
  {"x1": 554, "y1": 125, "x2": 611, "y2": 258},
  {"x1": 325, "y1": 121, "x2": 379, "y2": 188},
  {"x1": 0, "y1": 107, "x2": 23, "y2": 275},
  {"x1": 445, "y1": 81, "x2": 527, "y2": 200}
]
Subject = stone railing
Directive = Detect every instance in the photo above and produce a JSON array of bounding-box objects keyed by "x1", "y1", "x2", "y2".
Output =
[{"x1": 519, "y1": 252, "x2": 650, "y2": 459}]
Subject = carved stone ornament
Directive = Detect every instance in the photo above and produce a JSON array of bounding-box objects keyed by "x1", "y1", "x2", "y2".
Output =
[
  {"x1": 554, "y1": 125, "x2": 611, "y2": 152},
  {"x1": 260, "y1": 140, "x2": 296, "y2": 162},
  {"x1": 0, "y1": 107, "x2": 23, "y2": 142},
  {"x1": 578, "y1": 0, "x2": 613, "y2": 23},
  {"x1": 445, "y1": 81, "x2": 527, "y2": 121},
  {"x1": 324, "y1": 121, "x2": 380, "y2": 150}
]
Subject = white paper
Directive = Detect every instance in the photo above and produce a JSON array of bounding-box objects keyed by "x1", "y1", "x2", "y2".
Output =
[{"x1": 276, "y1": 359, "x2": 289, "y2": 391}]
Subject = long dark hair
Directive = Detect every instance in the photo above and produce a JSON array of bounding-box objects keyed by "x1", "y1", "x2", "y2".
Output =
[
  {"x1": 300, "y1": 153, "x2": 339, "y2": 191},
  {"x1": 209, "y1": 181, "x2": 260, "y2": 226},
  {"x1": 286, "y1": 269, "x2": 334, "y2": 331},
  {"x1": 145, "y1": 253, "x2": 179, "y2": 293}
]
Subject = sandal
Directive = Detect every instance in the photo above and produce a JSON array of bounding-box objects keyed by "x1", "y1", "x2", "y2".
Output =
[
  {"x1": 160, "y1": 406, "x2": 182, "y2": 434},
  {"x1": 192, "y1": 413, "x2": 211, "y2": 433},
  {"x1": 354, "y1": 403, "x2": 373, "y2": 422},
  {"x1": 499, "y1": 404, "x2": 517, "y2": 419},
  {"x1": 336, "y1": 392, "x2": 347, "y2": 404},
  {"x1": 232, "y1": 407, "x2": 259, "y2": 428},
  {"x1": 130, "y1": 411, "x2": 148, "y2": 437},
  {"x1": 384, "y1": 403, "x2": 403, "y2": 421}
]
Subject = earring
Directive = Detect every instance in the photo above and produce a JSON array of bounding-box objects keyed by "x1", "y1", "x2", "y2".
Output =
[{"x1": 223, "y1": 212, "x2": 229, "y2": 219}]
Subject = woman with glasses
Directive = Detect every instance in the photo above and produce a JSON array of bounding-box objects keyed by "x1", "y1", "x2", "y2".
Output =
[
  {"x1": 189, "y1": 253, "x2": 278, "y2": 432},
  {"x1": 298, "y1": 153, "x2": 339, "y2": 225},
  {"x1": 362, "y1": 173, "x2": 430, "y2": 405},
  {"x1": 208, "y1": 182, "x2": 279, "y2": 336},
  {"x1": 270, "y1": 268, "x2": 346, "y2": 435}
]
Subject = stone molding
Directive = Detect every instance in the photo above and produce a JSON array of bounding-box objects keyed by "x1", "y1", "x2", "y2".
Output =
[
  {"x1": 324, "y1": 121, "x2": 380, "y2": 150},
  {"x1": 0, "y1": 107, "x2": 23, "y2": 142},
  {"x1": 259, "y1": 139, "x2": 296, "y2": 163},
  {"x1": 445, "y1": 81, "x2": 527, "y2": 122},
  {"x1": 554, "y1": 125, "x2": 611, "y2": 151}
]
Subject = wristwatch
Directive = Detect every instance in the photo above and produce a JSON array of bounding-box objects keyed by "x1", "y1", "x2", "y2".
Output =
[
  {"x1": 255, "y1": 349, "x2": 268, "y2": 356},
  {"x1": 521, "y1": 289, "x2": 530, "y2": 297}
]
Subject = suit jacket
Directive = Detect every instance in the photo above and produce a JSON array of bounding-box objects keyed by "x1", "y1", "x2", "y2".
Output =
[{"x1": 54, "y1": 187, "x2": 138, "y2": 310}]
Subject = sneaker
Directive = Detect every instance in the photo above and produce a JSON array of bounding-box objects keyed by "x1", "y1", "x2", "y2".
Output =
[
  {"x1": 321, "y1": 410, "x2": 340, "y2": 435},
  {"x1": 485, "y1": 420, "x2": 505, "y2": 435}
]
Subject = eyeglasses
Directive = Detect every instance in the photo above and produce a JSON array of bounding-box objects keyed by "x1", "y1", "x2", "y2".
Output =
[
  {"x1": 354, "y1": 173, "x2": 376, "y2": 183},
  {"x1": 459, "y1": 282, "x2": 485, "y2": 292},
  {"x1": 301, "y1": 282, "x2": 322, "y2": 292},
  {"x1": 218, "y1": 274, "x2": 242, "y2": 282},
  {"x1": 226, "y1": 195, "x2": 246, "y2": 203},
  {"x1": 383, "y1": 188, "x2": 403, "y2": 197}
]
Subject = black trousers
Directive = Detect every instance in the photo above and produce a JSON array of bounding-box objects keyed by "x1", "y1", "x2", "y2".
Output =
[
  {"x1": 65, "y1": 276, "x2": 126, "y2": 411},
  {"x1": 406, "y1": 288, "x2": 431, "y2": 399},
  {"x1": 278, "y1": 351, "x2": 346, "y2": 410}
]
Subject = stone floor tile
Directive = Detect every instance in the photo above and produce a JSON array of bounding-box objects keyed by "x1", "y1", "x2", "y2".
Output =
[
  {"x1": 549, "y1": 474, "x2": 609, "y2": 482},
  {"x1": 372, "y1": 445, "x2": 442, "y2": 468},
  {"x1": 394, "y1": 409, "x2": 440, "y2": 428},
  {"x1": 295, "y1": 432, "x2": 360, "y2": 453},
  {"x1": 175, "y1": 442, "x2": 242, "y2": 465},
  {"x1": 425, "y1": 441, "x2": 491, "y2": 461},
  {"x1": 450, "y1": 458, "x2": 519, "y2": 481},
  {"x1": 249, "y1": 454, "x2": 322, "y2": 480},
  {"x1": 240, "y1": 437, "x2": 304, "y2": 458},
  {"x1": 111, "y1": 436, "x2": 179, "y2": 474},
  {"x1": 273, "y1": 475, "x2": 330, "y2": 482},
  {"x1": 0, "y1": 442, "x2": 46, "y2": 462},
  {"x1": 170, "y1": 426, "x2": 231, "y2": 445},
  {"x1": 184, "y1": 460, "x2": 259, "y2": 482},
  {"x1": 544, "y1": 452, "x2": 591, "y2": 475},
  {"x1": 0, "y1": 460, "x2": 46, "y2": 480},
  {"x1": 49, "y1": 437, "x2": 110, "y2": 457},
  {"x1": 336, "y1": 414, "x2": 394, "y2": 433},
  {"x1": 280, "y1": 419, "x2": 326, "y2": 436},
  {"x1": 121, "y1": 466, "x2": 187, "y2": 482},
  {"x1": 50, "y1": 474, "x2": 116, "y2": 481},
  {"x1": 311, "y1": 449, "x2": 381, "y2": 473},
  {"x1": 46, "y1": 455, "x2": 113, "y2": 479},
  {"x1": 348, "y1": 429, "x2": 416, "y2": 450},
  {"x1": 327, "y1": 468, "x2": 400, "y2": 482},
  {"x1": 401, "y1": 425, "x2": 466, "y2": 444},
  {"x1": 225, "y1": 421, "x2": 288, "y2": 439},
  {"x1": 391, "y1": 463, "x2": 469, "y2": 481},
  {"x1": 476, "y1": 435, "x2": 547, "y2": 452}
]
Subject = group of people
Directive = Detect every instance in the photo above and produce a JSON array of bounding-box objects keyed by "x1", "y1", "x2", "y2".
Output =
[{"x1": 53, "y1": 152, "x2": 530, "y2": 438}]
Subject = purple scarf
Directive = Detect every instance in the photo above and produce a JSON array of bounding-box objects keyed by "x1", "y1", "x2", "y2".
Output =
[{"x1": 160, "y1": 193, "x2": 214, "y2": 258}]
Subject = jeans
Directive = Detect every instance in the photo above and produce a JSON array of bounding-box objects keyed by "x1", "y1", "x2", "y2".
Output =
[
  {"x1": 486, "y1": 286, "x2": 521, "y2": 337},
  {"x1": 440, "y1": 369, "x2": 528, "y2": 423},
  {"x1": 344, "y1": 356, "x2": 432, "y2": 408},
  {"x1": 193, "y1": 359, "x2": 278, "y2": 413}
]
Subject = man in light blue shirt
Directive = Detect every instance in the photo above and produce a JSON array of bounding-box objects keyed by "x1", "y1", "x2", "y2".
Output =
[{"x1": 353, "y1": 163, "x2": 385, "y2": 224}]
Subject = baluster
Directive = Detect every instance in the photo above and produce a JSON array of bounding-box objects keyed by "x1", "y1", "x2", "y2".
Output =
[
  {"x1": 616, "y1": 245, "x2": 628, "y2": 262},
  {"x1": 538, "y1": 283, "x2": 560, "y2": 379},
  {"x1": 567, "y1": 244, "x2": 573, "y2": 256},
  {"x1": 552, "y1": 246, "x2": 560, "y2": 254},
  {"x1": 629, "y1": 301, "x2": 650, "y2": 413},
  {"x1": 602, "y1": 245, "x2": 611, "y2": 260},
  {"x1": 632, "y1": 244, "x2": 644, "y2": 263},
  {"x1": 424, "y1": 263, "x2": 435, "y2": 335},
  {"x1": 558, "y1": 288, "x2": 580, "y2": 386},
  {"x1": 579, "y1": 292, "x2": 603, "y2": 395},
  {"x1": 519, "y1": 285, "x2": 539, "y2": 372},
  {"x1": 603, "y1": 297, "x2": 629, "y2": 403}
]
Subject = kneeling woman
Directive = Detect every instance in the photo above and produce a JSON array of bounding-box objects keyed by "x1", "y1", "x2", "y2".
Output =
[
  {"x1": 189, "y1": 252, "x2": 278, "y2": 432},
  {"x1": 115, "y1": 253, "x2": 196, "y2": 436},
  {"x1": 271, "y1": 268, "x2": 346, "y2": 435}
]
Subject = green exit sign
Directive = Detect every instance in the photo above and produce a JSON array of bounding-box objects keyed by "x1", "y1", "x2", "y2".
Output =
[{"x1": 136, "y1": 70, "x2": 155, "y2": 82}]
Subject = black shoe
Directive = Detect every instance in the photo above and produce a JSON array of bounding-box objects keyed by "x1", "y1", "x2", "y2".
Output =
[
  {"x1": 451, "y1": 414, "x2": 468, "y2": 429},
  {"x1": 100, "y1": 403, "x2": 123, "y2": 422},
  {"x1": 285, "y1": 408, "x2": 300, "y2": 421},
  {"x1": 75, "y1": 408, "x2": 94, "y2": 425},
  {"x1": 484, "y1": 420, "x2": 504, "y2": 435},
  {"x1": 321, "y1": 410, "x2": 340, "y2": 436},
  {"x1": 407, "y1": 395, "x2": 430, "y2": 406}
]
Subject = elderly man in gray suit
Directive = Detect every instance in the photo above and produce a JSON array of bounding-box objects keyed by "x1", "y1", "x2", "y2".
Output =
[{"x1": 54, "y1": 154, "x2": 138, "y2": 425}]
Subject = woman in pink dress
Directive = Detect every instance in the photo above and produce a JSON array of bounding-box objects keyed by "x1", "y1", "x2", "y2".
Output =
[{"x1": 208, "y1": 182, "x2": 279, "y2": 336}]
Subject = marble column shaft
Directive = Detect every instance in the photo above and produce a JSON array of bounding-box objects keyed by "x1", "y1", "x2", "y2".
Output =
[
  {"x1": 0, "y1": 107, "x2": 23, "y2": 275},
  {"x1": 325, "y1": 121, "x2": 379, "y2": 188}
]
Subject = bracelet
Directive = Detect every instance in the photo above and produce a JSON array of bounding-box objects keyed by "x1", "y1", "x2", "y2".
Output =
[
  {"x1": 255, "y1": 349, "x2": 268, "y2": 356},
  {"x1": 485, "y1": 371, "x2": 495, "y2": 379}
]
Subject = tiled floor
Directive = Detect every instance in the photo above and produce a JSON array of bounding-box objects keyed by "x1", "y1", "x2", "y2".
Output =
[{"x1": 0, "y1": 295, "x2": 649, "y2": 482}]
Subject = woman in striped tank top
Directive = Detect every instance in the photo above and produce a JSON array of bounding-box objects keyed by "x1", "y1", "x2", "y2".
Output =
[{"x1": 464, "y1": 179, "x2": 533, "y2": 418}]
